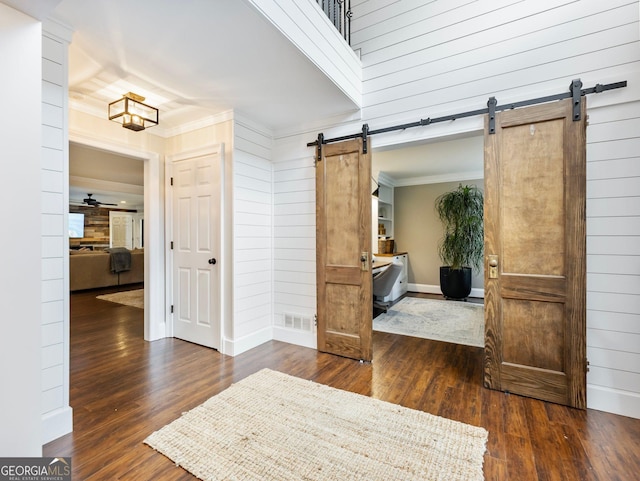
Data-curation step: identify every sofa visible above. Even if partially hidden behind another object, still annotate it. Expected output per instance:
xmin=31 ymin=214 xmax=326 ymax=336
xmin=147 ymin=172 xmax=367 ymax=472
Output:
xmin=69 ymin=248 xmax=144 ymax=291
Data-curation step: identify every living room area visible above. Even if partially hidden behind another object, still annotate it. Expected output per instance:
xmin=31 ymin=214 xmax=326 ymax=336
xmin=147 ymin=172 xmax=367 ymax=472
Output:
xmin=69 ymin=143 xmax=145 ymax=313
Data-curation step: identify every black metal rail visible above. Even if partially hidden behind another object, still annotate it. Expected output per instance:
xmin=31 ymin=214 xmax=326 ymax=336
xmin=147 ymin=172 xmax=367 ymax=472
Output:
xmin=307 ymin=79 xmax=627 ymax=160
xmin=317 ymin=0 xmax=352 ymax=44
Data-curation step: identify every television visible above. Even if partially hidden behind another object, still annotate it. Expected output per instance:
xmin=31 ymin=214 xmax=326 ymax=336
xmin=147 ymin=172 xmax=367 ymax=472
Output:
xmin=69 ymin=212 xmax=85 ymax=238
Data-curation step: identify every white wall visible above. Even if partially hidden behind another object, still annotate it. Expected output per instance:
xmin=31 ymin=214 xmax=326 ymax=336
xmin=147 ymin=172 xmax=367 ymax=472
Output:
xmin=0 ymin=4 xmax=43 ymax=455
xmin=352 ymin=0 xmax=638 ymax=129
xmin=272 ymin=136 xmax=318 ymax=348
xmin=348 ymin=0 xmax=640 ymax=418
xmin=585 ymin=100 xmax=640 ymax=418
xmin=41 ymin=21 xmax=74 ymax=444
xmin=269 ymin=0 xmax=640 ymax=418
xmin=228 ymin=117 xmax=275 ymax=354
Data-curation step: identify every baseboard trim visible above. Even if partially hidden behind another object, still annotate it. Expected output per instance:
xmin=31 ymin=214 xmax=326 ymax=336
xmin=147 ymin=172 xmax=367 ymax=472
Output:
xmin=223 ymin=327 xmax=273 ymax=357
xmin=273 ymin=326 xmax=316 ymax=349
xmin=42 ymin=406 xmax=73 ymax=445
xmin=587 ymin=385 xmax=640 ymax=419
xmin=408 ymin=283 xmax=485 ymax=299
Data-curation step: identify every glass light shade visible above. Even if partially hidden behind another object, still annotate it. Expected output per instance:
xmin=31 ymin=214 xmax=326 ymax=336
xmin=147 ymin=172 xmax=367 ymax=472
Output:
xmin=108 ymin=94 xmax=158 ymax=131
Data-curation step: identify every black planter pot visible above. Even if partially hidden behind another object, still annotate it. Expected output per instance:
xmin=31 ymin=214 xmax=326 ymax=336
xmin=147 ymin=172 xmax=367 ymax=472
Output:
xmin=440 ymin=266 xmax=472 ymax=300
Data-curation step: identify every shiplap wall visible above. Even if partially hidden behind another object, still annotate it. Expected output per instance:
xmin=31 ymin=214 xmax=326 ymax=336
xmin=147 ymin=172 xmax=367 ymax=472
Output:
xmin=41 ymin=24 xmax=73 ymax=443
xmin=343 ymin=0 xmax=640 ymax=417
xmin=352 ymin=0 xmax=638 ymax=127
xmin=231 ymin=119 xmax=275 ymax=354
xmin=585 ymin=101 xmax=640 ymax=417
xmin=272 ymin=137 xmax=317 ymax=348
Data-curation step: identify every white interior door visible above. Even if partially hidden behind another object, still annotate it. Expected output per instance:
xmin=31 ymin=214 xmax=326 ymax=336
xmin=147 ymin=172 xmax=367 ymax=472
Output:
xmin=133 ymin=213 xmax=144 ymax=248
xmin=110 ymin=212 xmax=133 ymax=249
xmin=171 ymin=149 xmax=222 ymax=349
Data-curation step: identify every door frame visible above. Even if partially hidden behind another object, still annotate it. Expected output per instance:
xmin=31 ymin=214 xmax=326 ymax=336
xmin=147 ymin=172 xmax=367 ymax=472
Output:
xmin=165 ymin=144 xmax=225 ymax=350
xmin=69 ymin=133 xmax=165 ymax=341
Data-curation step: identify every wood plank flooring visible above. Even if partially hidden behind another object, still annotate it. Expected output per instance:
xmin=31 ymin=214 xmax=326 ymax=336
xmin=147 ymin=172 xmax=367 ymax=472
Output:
xmin=44 ymin=287 xmax=640 ymax=480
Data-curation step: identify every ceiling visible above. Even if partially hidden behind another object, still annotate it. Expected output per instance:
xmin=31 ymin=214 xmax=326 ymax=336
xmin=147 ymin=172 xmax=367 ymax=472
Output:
xmin=5 ymin=0 xmax=358 ymax=133
xmin=2 ymin=0 xmax=362 ymax=208
xmin=5 ymin=0 xmax=483 ymax=196
xmin=69 ymin=144 xmax=144 ymax=209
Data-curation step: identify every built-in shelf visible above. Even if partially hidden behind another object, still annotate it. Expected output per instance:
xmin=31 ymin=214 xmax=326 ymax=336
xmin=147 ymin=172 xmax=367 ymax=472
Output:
xmin=373 ymin=179 xmax=394 ymax=254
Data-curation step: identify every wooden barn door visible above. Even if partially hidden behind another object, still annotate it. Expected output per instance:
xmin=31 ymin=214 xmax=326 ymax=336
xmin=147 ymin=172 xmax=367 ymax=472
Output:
xmin=316 ymin=138 xmax=373 ymax=361
xmin=484 ymin=98 xmax=587 ymax=408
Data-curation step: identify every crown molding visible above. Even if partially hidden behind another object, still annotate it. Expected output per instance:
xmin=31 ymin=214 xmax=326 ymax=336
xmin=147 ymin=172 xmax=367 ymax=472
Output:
xmin=43 ymin=17 xmax=73 ymax=42
xmin=161 ymin=110 xmax=235 ymax=137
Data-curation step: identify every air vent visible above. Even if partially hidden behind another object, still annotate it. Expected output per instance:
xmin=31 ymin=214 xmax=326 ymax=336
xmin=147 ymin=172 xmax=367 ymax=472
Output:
xmin=284 ymin=313 xmax=313 ymax=332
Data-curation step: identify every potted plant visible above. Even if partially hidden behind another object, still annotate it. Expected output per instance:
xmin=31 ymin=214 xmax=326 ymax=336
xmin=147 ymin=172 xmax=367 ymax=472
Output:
xmin=435 ymin=184 xmax=484 ymax=300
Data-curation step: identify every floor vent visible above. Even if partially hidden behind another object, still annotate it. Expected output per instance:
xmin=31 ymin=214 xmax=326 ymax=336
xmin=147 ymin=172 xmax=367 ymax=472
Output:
xmin=284 ymin=313 xmax=312 ymax=332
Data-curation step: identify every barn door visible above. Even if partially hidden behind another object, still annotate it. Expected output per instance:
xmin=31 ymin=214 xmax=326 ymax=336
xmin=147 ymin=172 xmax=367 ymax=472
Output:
xmin=316 ymin=138 xmax=373 ymax=361
xmin=484 ymin=98 xmax=587 ymax=408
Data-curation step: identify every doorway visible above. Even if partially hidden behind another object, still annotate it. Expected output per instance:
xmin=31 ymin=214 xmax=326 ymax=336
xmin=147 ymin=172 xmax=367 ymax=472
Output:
xmin=373 ymin=133 xmax=486 ymax=312
xmin=68 ymin=133 xmax=165 ymax=341
xmin=368 ymin=99 xmax=586 ymax=408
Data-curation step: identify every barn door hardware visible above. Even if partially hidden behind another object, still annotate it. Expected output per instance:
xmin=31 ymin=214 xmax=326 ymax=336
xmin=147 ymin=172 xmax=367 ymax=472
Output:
xmin=307 ymin=78 xmax=627 ymax=148
xmin=314 ymin=133 xmax=324 ymax=165
xmin=571 ymin=79 xmax=583 ymax=121
xmin=362 ymin=123 xmax=369 ymax=154
xmin=488 ymin=97 xmax=497 ymax=134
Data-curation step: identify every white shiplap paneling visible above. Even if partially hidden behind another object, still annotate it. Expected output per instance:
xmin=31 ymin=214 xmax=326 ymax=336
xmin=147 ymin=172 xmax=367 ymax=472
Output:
xmin=585 ymin=100 xmax=640 ymax=418
xmin=272 ymin=152 xmax=317 ymax=347
xmin=41 ymin=28 xmax=73 ymax=444
xmin=343 ymin=0 xmax=640 ymax=418
xmin=232 ymin=119 xmax=274 ymax=348
xmin=353 ymin=0 xmax=638 ymax=127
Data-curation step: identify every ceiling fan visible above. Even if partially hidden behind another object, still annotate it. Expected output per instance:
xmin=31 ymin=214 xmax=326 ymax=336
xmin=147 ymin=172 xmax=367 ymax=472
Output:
xmin=83 ymin=193 xmax=117 ymax=207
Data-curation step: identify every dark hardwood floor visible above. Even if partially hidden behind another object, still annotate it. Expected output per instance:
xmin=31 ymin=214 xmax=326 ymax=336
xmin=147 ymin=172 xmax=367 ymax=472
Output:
xmin=44 ymin=288 xmax=640 ymax=480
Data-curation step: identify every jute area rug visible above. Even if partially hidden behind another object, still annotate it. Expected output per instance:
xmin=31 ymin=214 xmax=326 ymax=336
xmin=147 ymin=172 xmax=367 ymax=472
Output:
xmin=374 ymin=297 xmax=484 ymax=347
xmin=96 ymin=289 xmax=144 ymax=309
xmin=145 ymin=369 xmax=488 ymax=481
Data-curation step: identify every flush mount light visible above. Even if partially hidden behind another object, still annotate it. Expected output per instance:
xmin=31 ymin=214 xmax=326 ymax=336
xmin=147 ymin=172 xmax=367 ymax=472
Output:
xmin=108 ymin=92 xmax=158 ymax=131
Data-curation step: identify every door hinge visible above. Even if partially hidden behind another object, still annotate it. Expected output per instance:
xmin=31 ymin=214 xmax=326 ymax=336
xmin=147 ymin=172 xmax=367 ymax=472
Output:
xmin=170 ymin=241 xmax=174 ymax=250
xmin=314 ymin=314 xmax=317 ymax=327
xmin=170 ymin=177 xmax=174 ymax=186
xmin=586 ymin=358 xmax=590 ymax=372
xmin=170 ymin=305 xmax=174 ymax=314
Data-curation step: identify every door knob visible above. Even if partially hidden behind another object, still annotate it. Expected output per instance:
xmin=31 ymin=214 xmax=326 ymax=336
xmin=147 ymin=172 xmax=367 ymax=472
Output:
xmin=208 ymin=258 xmax=217 ymax=265
xmin=488 ymin=255 xmax=498 ymax=279
xmin=361 ymin=251 xmax=369 ymax=271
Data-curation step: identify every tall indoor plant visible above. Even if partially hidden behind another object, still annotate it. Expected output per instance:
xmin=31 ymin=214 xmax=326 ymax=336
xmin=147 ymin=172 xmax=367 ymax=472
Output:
xmin=435 ymin=184 xmax=484 ymax=300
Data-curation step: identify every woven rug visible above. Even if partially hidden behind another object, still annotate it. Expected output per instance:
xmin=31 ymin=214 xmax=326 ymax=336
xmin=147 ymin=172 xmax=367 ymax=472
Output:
xmin=145 ymin=369 xmax=488 ymax=481
xmin=96 ymin=289 xmax=144 ymax=309
xmin=374 ymin=297 xmax=484 ymax=347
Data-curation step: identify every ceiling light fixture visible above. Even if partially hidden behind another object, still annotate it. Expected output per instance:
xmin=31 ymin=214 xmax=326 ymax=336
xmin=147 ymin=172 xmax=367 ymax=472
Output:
xmin=108 ymin=92 xmax=158 ymax=131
